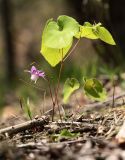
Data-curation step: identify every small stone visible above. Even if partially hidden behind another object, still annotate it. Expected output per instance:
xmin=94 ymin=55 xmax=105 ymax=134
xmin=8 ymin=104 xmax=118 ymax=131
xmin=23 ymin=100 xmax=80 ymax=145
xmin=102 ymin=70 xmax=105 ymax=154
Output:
xmin=29 ymin=153 xmax=35 ymax=159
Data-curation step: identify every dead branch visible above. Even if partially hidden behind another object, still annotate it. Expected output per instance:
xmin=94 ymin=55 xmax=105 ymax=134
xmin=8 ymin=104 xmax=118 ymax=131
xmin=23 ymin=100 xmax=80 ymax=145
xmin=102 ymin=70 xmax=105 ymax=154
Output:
xmin=17 ymin=137 xmax=109 ymax=149
xmin=45 ymin=121 xmax=97 ymax=134
xmin=0 ymin=116 xmax=49 ymax=136
xmin=51 ymin=121 xmax=97 ymax=127
xmin=17 ymin=139 xmax=86 ymax=149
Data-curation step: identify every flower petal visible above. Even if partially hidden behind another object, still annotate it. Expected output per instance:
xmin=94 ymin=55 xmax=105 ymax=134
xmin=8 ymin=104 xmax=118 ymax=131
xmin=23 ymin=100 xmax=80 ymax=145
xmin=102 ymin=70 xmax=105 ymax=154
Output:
xmin=31 ymin=66 xmax=37 ymax=73
xmin=31 ymin=74 xmax=39 ymax=83
xmin=38 ymin=72 xmax=45 ymax=77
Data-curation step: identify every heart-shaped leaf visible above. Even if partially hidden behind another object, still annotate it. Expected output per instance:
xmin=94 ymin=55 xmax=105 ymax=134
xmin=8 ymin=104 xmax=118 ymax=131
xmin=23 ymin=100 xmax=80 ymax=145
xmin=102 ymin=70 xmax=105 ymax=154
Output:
xmin=42 ymin=15 xmax=79 ymax=49
xmin=83 ymin=78 xmax=107 ymax=101
xmin=41 ymin=42 xmax=72 ymax=67
xmin=41 ymin=16 xmax=79 ymax=66
xmin=63 ymin=78 xmax=80 ymax=104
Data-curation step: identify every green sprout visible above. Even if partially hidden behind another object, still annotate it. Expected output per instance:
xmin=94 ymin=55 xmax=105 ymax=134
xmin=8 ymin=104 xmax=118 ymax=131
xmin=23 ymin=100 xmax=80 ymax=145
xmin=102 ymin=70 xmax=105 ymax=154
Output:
xmin=39 ymin=15 xmax=116 ymax=115
xmin=23 ymin=98 xmax=32 ymax=120
xmin=24 ymin=15 xmax=116 ymax=120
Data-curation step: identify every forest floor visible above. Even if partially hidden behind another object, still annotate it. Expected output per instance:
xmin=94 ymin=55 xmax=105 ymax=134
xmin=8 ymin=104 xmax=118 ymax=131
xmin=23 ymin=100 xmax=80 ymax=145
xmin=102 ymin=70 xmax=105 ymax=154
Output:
xmin=1 ymin=83 xmax=125 ymax=160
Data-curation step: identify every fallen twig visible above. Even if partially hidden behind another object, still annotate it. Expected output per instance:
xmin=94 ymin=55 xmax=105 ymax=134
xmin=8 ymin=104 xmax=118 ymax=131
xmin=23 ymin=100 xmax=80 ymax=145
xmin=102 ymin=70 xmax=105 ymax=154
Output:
xmin=51 ymin=121 xmax=98 ymax=127
xmin=0 ymin=116 xmax=49 ymax=136
xmin=45 ymin=121 xmax=97 ymax=134
xmin=17 ymin=139 xmax=86 ymax=149
xmin=17 ymin=137 xmax=109 ymax=149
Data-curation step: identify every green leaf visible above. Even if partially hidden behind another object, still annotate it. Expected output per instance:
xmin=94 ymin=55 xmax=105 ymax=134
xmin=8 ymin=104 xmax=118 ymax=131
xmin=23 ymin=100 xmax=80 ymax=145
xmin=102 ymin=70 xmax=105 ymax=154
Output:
xmin=42 ymin=15 xmax=79 ymax=49
xmin=41 ymin=43 xmax=72 ymax=67
xmin=83 ymin=78 xmax=107 ymax=101
xmin=60 ymin=129 xmax=79 ymax=138
xmin=75 ymin=22 xmax=116 ymax=45
xmin=75 ymin=22 xmax=99 ymax=39
xmin=23 ymin=98 xmax=32 ymax=120
xmin=52 ymin=129 xmax=79 ymax=141
xmin=41 ymin=15 xmax=79 ymax=66
xmin=80 ymin=22 xmax=99 ymax=39
xmin=94 ymin=26 xmax=116 ymax=45
xmin=63 ymin=78 xmax=80 ymax=104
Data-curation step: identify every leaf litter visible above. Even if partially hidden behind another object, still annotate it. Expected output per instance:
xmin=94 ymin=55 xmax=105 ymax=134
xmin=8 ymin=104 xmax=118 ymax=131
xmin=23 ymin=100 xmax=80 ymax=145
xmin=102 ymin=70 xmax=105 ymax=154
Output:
xmin=1 ymin=97 xmax=125 ymax=160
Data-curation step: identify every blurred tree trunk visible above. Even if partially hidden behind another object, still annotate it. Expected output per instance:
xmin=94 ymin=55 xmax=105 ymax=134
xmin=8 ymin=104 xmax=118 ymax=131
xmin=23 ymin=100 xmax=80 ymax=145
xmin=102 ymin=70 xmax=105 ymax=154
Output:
xmin=67 ymin=0 xmax=124 ymax=66
xmin=1 ymin=0 xmax=16 ymax=87
xmin=66 ymin=0 xmax=84 ymax=24
xmin=109 ymin=0 xmax=125 ymax=55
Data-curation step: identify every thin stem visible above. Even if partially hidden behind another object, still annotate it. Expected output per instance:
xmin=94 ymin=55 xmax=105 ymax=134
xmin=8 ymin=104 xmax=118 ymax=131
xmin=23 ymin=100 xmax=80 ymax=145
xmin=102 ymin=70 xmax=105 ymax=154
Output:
xmin=54 ymin=49 xmax=64 ymax=121
xmin=46 ymin=78 xmax=55 ymax=121
xmin=45 ymin=39 xmax=80 ymax=121
xmin=54 ymin=39 xmax=81 ymax=120
xmin=112 ymin=77 xmax=116 ymax=107
xmin=63 ymin=39 xmax=80 ymax=62
xmin=56 ymin=96 xmax=63 ymax=121
xmin=42 ymin=90 xmax=46 ymax=114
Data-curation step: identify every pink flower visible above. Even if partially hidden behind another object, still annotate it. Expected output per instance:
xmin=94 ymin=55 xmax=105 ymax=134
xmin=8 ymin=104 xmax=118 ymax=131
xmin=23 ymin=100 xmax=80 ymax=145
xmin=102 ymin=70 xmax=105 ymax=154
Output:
xmin=27 ymin=66 xmax=45 ymax=83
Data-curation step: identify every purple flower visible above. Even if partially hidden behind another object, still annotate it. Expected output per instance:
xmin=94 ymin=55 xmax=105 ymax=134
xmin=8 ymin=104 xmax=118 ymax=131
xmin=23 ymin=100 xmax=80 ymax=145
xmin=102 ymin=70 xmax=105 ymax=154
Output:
xmin=27 ymin=66 xmax=45 ymax=83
